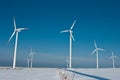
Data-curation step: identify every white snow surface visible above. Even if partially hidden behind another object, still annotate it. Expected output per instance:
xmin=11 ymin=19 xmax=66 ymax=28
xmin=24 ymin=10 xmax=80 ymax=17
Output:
xmin=0 ymin=67 xmax=120 ymax=80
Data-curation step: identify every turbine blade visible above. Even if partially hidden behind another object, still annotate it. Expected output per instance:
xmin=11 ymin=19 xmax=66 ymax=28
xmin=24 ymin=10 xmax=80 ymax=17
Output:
xmin=112 ymin=51 xmax=114 ymax=56
xmin=18 ymin=28 xmax=28 ymax=31
xmin=70 ymin=32 xmax=75 ymax=41
xmin=98 ymin=48 xmax=103 ymax=51
xmin=94 ymin=40 xmax=97 ymax=49
xmin=60 ymin=30 xmax=69 ymax=33
xmin=110 ymin=55 xmax=117 ymax=59
xmin=13 ymin=17 xmax=16 ymax=30
xmin=91 ymin=49 xmax=96 ymax=55
xmin=8 ymin=31 xmax=16 ymax=44
xmin=70 ymin=20 xmax=76 ymax=30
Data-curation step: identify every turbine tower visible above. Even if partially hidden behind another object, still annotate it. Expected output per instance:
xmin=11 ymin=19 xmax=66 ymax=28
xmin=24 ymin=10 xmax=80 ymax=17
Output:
xmin=60 ymin=20 xmax=76 ymax=68
xmin=28 ymin=48 xmax=36 ymax=68
xmin=91 ymin=40 xmax=103 ymax=69
xmin=8 ymin=17 xmax=28 ymax=69
xmin=110 ymin=51 xmax=117 ymax=68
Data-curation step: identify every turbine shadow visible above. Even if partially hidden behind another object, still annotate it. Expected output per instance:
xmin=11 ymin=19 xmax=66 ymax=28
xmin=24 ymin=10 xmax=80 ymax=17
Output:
xmin=68 ymin=70 xmax=110 ymax=80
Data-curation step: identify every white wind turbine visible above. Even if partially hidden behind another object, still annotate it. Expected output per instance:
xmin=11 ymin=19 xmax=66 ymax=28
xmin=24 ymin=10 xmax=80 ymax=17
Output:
xmin=8 ymin=17 xmax=28 ymax=69
xmin=28 ymin=48 xmax=36 ymax=68
xmin=60 ymin=20 xmax=76 ymax=68
xmin=27 ymin=57 xmax=30 ymax=68
xmin=91 ymin=40 xmax=103 ymax=69
xmin=110 ymin=51 xmax=117 ymax=68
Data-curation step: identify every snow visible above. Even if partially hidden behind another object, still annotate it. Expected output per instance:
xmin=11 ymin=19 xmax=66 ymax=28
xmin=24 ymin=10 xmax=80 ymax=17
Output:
xmin=66 ymin=68 xmax=120 ymax=80
xmin=0 ymin=68 xmax=57 ymax=80
xmin=0 ymin=67 xmax=120 ymax=80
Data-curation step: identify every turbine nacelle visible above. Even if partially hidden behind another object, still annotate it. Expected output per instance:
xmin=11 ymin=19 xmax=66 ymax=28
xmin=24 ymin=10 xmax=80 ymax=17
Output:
xmin=29 ymin=52 xmax=36 ymax=57
xmin=91 ymin=49 xmax=103 ymax=55
xmin=8 ymin=17 xmax=28 ymax=44
xmin=96 ymin=48 xmax=103 ymax=51
xmin=60 ymin=29 xmax=74 ymax=40
xmin=28 ymin=48 xmax=36 ymax=58
xmin=110 ymin=51 xmax=117 ymax=59
xmin=60 ymin=20 xmax=76 ymax=33
xmin=16 ymin=28 xmax=28 ymax=32
xmin=70 ymin=30 xmax=73 ymax=33
xmin=60 ymin=20 xmax=76 ymax=40
xmin=91 ymin=41 xmax=103 ymax=55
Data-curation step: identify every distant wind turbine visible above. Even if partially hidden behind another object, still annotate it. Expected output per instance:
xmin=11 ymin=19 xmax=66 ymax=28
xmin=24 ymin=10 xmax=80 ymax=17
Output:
xmin=8 ymin=17 xmax=28 ymax=69
xmin=28 ymin=48 xmax=36 ymax=68
xmin=110 ymin=51 xmax=117 ymax=68
xmin=27 ymin=57 xmax=30 ymax=68
xmin=65 ymin=57 xmax=69 ymax=68
xmin=91 ymin=40 xmax=103 ymax=69
xmin=60 ymin=20 xmax=76 ymax=68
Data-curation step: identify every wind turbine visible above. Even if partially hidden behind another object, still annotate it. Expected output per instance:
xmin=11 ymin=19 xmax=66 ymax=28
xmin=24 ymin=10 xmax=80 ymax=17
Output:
xmin=28 ymin=48 xmax=36 ymax=68
xmin=60 ymin=20 xmax=76 ymax=68
xmin=27 ymin=57 xmax=30 ymax=68
xmin=91 ymin=40 xmax=103 ymax=69
xmin=8 ymin=17 xmax=28 ymax=69
xmin=110 ymin=51 xmax=117 ymax=68
xmin=65 ymin=57 xmax=69 ymax=68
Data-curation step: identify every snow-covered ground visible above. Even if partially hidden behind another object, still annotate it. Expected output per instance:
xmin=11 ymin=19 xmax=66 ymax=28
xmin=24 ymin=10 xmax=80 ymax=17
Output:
xmin=0 ymin=67 xmax=120 ymax=80
xmin=0 ymin=67 xmax=57 ymax=80
xmin=66 ymin=68 xmax=120 ymax=80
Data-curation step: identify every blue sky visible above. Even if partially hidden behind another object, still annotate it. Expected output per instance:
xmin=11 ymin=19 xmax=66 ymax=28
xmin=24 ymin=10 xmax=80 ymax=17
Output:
xmin=0 ymin=0 xmax=120 ymax=68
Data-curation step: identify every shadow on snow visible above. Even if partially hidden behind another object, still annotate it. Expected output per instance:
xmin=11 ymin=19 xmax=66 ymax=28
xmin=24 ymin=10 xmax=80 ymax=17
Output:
xmin=68 ymin=70 xmax=110 ymax=80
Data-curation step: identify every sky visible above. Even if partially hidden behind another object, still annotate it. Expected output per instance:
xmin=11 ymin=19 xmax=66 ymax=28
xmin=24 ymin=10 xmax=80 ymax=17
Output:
xmin=0 ymin=0 xmax=120 ymax=68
